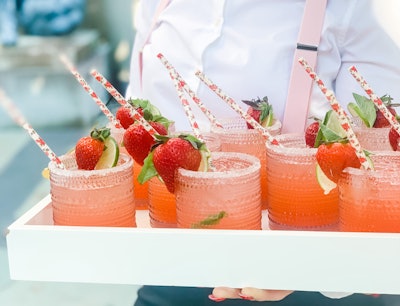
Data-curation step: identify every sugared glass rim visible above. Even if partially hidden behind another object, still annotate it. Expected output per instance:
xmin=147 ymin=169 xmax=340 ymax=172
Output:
xmin=342 ymin=159 xmax=400 ymax=177
xmin=212 ymin=120 xmax=281 ymax=136
xmin=177 ymin=152 xmax=260 ymax=179
xmin=48 ymin=153 xmax=133 ymax=177
xmin=266 ymin=133 xmax=316 ymax=156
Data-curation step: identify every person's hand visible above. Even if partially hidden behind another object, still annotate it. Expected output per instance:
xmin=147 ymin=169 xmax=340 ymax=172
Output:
xmin=209 ymin=287 xmax=294 ymax=302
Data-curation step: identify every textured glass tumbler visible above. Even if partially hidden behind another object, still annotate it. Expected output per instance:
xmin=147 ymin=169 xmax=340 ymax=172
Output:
xmin=212 ymin=117 xmax=281 ymax=210
xmin=354 ymin=126 xmax=392 ymax=151
xmin=147 ymin=131 xmax=221 ymax=228
xmin=175 ymin=152 xmax=262 ymax=230
xmin=49 ymin=154 xmax=136 ymax=227
xmin=339 ymin=158 xmax=400 ymax=232
xmin=110 ymin=125 xmax=149 ymax=210
xmin=266 ymin=134 xmax=339 ymax=230
xmin=148 ymin=177 xmax=177 ymax=228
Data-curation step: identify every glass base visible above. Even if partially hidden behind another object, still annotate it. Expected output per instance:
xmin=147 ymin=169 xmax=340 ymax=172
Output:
xmin=268 ymin=219 xmax=339 ymax=232
xmin=150 ymin=218 xmax=177 ymax=228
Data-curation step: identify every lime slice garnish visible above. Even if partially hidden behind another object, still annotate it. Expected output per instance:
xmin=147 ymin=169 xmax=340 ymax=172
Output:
xmin=198 ymin=147 xmax=211 ymax=172
xmin=42 ymin=167 xmax=50 ymax=179
xmin=316 ymin=163 xmax=337 ymax=195
xmin=324 ymin=110 xmax=347 ymax=138
xmin=347 ymin=93 xmax=376 ymax=128
xmin=95 ymin=137 xmax=120 ymax=169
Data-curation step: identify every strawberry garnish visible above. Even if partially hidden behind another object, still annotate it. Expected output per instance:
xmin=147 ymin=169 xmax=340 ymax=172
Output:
xmin=116 ymin=106 xmax=143 ymax=129
xmin=305 ymin=120 xmax=320 ymax=148
xmin=116 ymin=98 xmax=171 ymax=129
xmin=242 ymin=96 xmax=274 ymax=129
xmin=123 ymin=121 xmax=168 ymax=166
xmin=348 ymin=93 xmax=399 ymax=128
xmin=316 ymin=142 xmax=361 ymax=183
xmin=138 ymin=134 xmax=207 ymax=194
xmin=389 ymin=127 xmax=400 ymax=151
xmin=75 ymin=127 xmax=110 ymax=170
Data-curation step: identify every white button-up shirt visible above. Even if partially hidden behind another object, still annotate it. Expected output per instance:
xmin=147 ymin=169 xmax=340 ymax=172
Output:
xmin=127 ymin=0 xmax=400 ymax=131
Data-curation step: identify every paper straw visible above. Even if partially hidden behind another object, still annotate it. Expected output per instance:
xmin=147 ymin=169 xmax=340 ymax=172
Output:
xmin=298 ymin=57 xmax=371 ymax=170
xmin=349 ymin=65 xmax=400 ymax=135
xmin=59 ymin=54 xmax=122 ymax=129
xmin=90 ymin=69 xmax=158 ymax=137
xmin=157 ymin=53 xmax=223 ymax=128
xmin=195 ymin=70 xmax=280 ymax=146
xmin=0 ymin=89 xmax=65 ymax=169
xmin=168 ymin=73 xmax=204 ymax=141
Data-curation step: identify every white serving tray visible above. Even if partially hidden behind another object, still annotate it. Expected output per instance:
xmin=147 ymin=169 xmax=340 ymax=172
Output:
xmin=6 ymin=195 xmax=400 ymax=294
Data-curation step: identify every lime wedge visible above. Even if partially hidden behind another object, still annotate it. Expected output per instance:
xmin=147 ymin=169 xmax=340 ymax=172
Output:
xmin=42 ymin=167 xmax=50 ymax=179
xmin=95 ymin=137 xmax=120 ymax=169
xmin=324 ymin=110 xmax=347 ymax=138
xmin=316 ymin=163 xmax=337 ymax=195
xmin=198 ymin=147 xmax=211 ymax=172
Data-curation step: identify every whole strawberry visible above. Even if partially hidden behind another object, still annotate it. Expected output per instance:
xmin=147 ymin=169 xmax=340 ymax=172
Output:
xmin=316 ymin=142 xmax=361 ymax=183
xmin=389 ymin=127 xmax=400 ymax=151
xmin=152 ymin=136 xmax=203 ymax=193
xmin=123 ymin=121 xmax=168 ymax=165
xmin=116 ymin=106 xmax=143 ymax=129
xmin=373 ymin=95 xmax=398 ymax=128
xmin=242 ymin=96 xmax=273 ymax=129
xmin=75 ymin=127 xmax=110 ymax=170
xmin=305 ymin=121 xmax=320 ymax=148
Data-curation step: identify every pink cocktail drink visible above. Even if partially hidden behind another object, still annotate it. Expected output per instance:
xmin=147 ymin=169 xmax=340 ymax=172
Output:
xmin=147 ymin=132 xmax=221 ymax=228
xmin=49 ymin=153 xmax=136 ymax=227
xmin=352 ymin=118 xmax=392 ymax=151
xmin=175 ymin=152 xmax=261 ymax=230
xmin=266 ymin=134 xmax=339 ymax=230
xmin=110 ymin=125 xmax=149 ymax=210
xmin=211 ymin=117 xmax=280 ymax=210
xmin=338 ymin=153 xmax=400 ymax=232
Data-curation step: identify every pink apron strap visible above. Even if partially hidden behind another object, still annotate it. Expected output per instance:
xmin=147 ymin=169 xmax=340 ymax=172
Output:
xmin=139 ymin=0 xmax=172 ymax=89
xmin=281 ymin=0 xmax=328 ymax=133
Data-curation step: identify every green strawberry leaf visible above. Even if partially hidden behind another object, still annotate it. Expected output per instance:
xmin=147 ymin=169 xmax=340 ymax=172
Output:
xmin=191 ymin=211 xmax=227 ymax=228
xmin=179 ymin=134 xmax=205 ymax=150
xmin=137 ymin=151 xmax=159 ymax=184
xmin=152 ymin=114 xmax=173 ymax=130
xmin=350 ymin=93 xmax=376 ymax=127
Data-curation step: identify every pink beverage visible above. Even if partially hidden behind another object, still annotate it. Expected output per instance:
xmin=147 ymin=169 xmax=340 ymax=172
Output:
xmin=175 ymin=152 xmax=261 ymax=230
xmin=338 ymin=152 xmax=400 ymax=232
xmin=148 ymin=177 xmax=177 ymax=228
xmin=211 ymin=117 xmax=281 ymax=210
xmin=352 ymin=118 xmax=392 ymax=151
xmin=49 ymin=153 xmax=136 ymax=227
xmin=110 ymin=125 xmax=149 ymax=210
xmin=266 ymin=134 xmax=339 ymax=230
xmin=147 ymin=132 xmax=221 ymax=228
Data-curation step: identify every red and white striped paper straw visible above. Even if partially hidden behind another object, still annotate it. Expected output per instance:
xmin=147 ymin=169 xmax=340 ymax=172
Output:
xmin=157 ymin=53 xmax=223 ymax=129
xmin=195 ymin=70 xmax=280 ymax=146
xmin=0 ymin=89 xmax=65 ymax=169
xmin=298 ymin=57 xmax=371 ymax=170
xmin=90 ymin=69 xmax=158 ymax=137
xmin=59 ymin=54 xmax=122 ymax=129
xmin=162 ymin=69 xmax=204 ymax=141
xmin=349 ymin=65 xmax=400 ymax=135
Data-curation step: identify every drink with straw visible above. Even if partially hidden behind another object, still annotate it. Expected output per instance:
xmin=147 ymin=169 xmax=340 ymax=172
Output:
xmin=50 ymin=127 xmax=136 ymax=227
xmin=267 ymin=133 xmax=339 ymax=230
